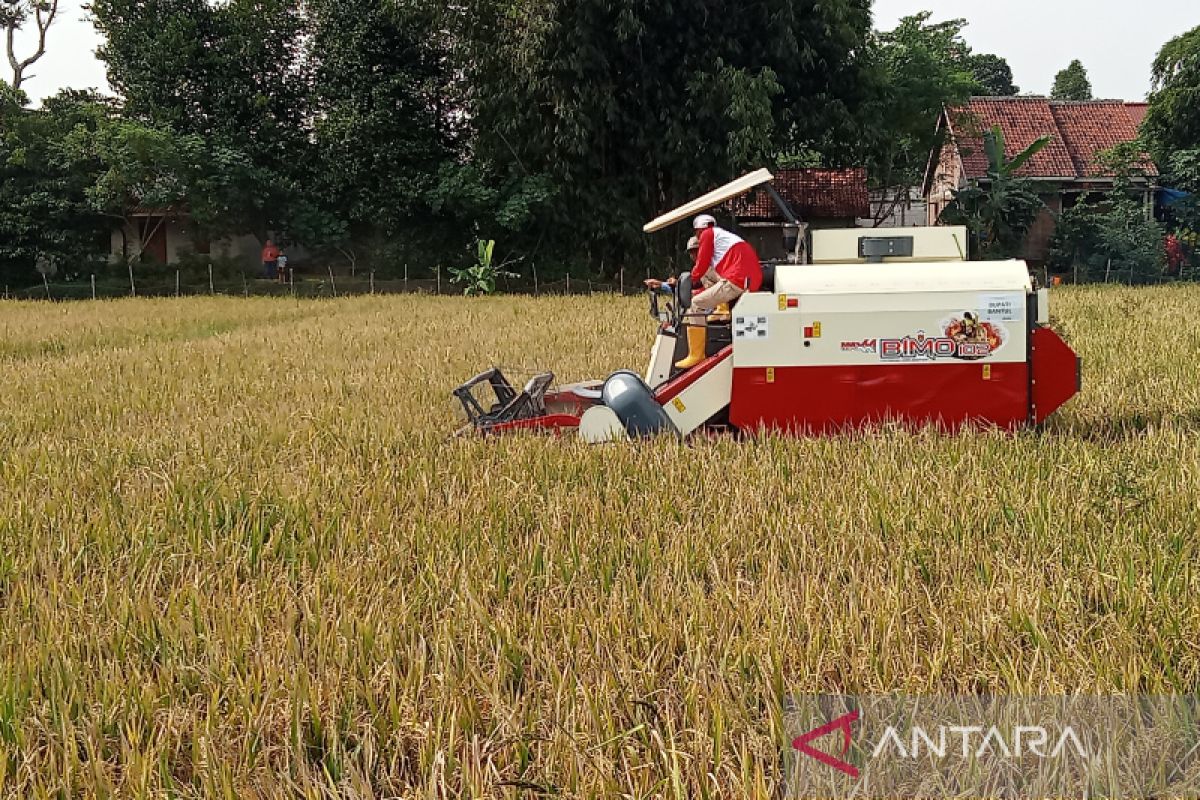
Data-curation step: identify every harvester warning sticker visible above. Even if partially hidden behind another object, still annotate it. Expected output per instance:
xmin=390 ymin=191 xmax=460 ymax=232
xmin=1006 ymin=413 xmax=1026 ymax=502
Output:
xmin=734 ymin=316 xmax=769 ymax=339
xmin=978 ymin=293 xmax=1023 ymax=322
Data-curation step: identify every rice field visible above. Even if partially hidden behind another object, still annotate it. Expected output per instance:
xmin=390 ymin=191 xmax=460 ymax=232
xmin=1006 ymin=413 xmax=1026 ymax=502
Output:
xmin=0 ymin=286 xmax=1198 ymax=797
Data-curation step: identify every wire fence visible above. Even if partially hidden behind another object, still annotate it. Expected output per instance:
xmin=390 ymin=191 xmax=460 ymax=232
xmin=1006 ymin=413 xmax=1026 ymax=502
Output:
xmin=6 ymin=261 xmax=1198 ymax=302
xmin=1 ymin=269 xmax=654 ymax=302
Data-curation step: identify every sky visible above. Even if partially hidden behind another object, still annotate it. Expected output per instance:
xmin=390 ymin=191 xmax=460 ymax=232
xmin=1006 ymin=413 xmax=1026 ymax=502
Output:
xmin=872 ymin=0 xmax=1200 ymax=101
xmin=8 ymin=0 xmax=1200 ymax=105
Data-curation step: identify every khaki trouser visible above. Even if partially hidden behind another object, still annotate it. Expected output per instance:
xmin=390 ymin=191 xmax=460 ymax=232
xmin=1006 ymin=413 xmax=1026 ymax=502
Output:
xmin=685 ymin=278 xmax=743 ymax=323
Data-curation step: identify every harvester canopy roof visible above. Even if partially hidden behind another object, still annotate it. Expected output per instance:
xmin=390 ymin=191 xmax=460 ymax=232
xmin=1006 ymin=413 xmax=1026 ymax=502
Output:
xmin=643 ymin=169 xmax=773 ymax=233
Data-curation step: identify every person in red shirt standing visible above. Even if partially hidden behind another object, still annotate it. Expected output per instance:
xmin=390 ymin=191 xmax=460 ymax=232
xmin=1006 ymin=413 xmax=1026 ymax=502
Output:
xmin=674 ymin=214 xmax=763 ymax=368
xmin=261 ymin=239 xmax=280 ymax=279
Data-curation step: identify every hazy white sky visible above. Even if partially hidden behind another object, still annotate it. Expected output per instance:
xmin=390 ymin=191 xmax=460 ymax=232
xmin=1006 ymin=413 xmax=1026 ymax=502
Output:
xmin=9 ymin=0 xmax=1200 ymax=104
xmin=874 ymin=0 xmax=1200 ymax=101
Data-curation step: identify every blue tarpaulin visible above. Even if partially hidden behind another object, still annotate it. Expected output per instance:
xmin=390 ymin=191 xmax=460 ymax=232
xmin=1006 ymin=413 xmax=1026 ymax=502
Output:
xmin=1158 ymin=187 xmax=1192 ymax=207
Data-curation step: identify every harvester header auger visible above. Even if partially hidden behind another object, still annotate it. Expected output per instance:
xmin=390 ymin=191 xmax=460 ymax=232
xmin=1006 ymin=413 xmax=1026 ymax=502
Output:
xmin=454 ymin=170 xmax=1081 ymax=442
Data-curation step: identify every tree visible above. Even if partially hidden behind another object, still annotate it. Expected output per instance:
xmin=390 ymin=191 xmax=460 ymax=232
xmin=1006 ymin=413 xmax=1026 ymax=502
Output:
xmin=1048 ymin=143 xmax=1164 ymax=283
xmin=91 ymin=0 xmax=317 ymax=243
xmin=857 ymin=13 xmax=980 ymax=226
xmin=2 ymin=0 xmax=59 ymax=90
xmin=0 ymin=89 xmax=110 ymax=286
xmin=967 ymin=53 xmax=1019 ymax=96
xmin=64 ymin=119 xmax=259 ymax=262
xmin=1052 ymin=59 xmax=1093 ymax=101
xmin=461 ymin=0 xmax=875 ymax=273
xmin=307 ymin=0 xmax=461 ymax=273
xmin=940 ymin=125 xmax=1049 ymax=259
xmin=1143 ymin=26 xmax=1200 ymax=163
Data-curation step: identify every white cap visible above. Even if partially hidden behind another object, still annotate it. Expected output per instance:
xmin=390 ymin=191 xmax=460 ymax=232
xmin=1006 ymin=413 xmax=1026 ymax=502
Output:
xmin=686 ymin=236 xmax=700 ymax=251
xmin=693 ymin=214 xmax=716 ymax=230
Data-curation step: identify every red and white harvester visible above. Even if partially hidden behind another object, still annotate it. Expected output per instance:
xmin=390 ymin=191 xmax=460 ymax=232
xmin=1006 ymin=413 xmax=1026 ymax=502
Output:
xmin=454 ymin=170 xmax=1080 ymax=441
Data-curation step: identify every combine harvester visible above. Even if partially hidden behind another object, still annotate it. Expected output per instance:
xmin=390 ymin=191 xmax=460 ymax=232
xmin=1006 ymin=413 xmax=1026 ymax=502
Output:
xmin=454 ymin=170 xmax=1080 ymax=441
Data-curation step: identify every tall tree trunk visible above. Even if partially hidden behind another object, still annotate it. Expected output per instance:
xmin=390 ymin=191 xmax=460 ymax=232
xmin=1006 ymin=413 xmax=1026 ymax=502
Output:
xmin=5 ymin=1 xmax=59 ymax=90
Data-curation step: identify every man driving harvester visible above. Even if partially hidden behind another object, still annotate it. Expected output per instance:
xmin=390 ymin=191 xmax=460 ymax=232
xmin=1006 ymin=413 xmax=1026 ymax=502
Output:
xmin=675 ymin=214 xmax=763 ymax=368
xmin=643 ymin=215 xmax=764 ymax=368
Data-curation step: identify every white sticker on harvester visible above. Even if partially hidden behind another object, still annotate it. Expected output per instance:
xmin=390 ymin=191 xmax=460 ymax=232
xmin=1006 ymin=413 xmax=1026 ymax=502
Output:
xmin=734 ymin=315 xmax=769 ymax=339
xmin=978 ymin=293 xmax=1023 ymax=322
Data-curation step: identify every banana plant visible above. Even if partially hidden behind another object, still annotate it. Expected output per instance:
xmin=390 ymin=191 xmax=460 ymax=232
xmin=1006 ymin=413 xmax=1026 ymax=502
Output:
xmin=942 ymin=125 xmax=1051 ymax=259
xmin=449 ymin=239 xmax=519 ymax=296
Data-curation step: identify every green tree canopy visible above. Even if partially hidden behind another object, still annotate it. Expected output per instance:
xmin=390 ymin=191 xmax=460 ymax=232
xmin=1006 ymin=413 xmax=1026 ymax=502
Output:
xmin=91 ymin=0 xmax=315 ymax=242
xmin=967 ymin=53 xmax=1019 ymax=96
xmin=1144 ymin=26 xmax=1200 ymax=164
xmin=0 ymin=90 xmax=111 ymax=284
xmin=463 ymin=0 xmax=875 ymax=272
xmin=1052 ymin=59 xmax=1093 ymax=100
xmin=306 ymin=0 xmax=464 ymax=271
xmin=854 ymin=13 xmax=980 ymax=223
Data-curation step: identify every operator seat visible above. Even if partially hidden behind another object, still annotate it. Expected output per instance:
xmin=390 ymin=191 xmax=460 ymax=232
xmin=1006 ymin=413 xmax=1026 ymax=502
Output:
xmin=759 ymin=262 xmax=776 ymax=293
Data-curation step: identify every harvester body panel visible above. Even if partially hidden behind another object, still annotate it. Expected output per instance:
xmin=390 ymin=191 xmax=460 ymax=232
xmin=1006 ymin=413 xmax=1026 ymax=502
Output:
xmin=727 ymin=260 xmax=1060 ymax=433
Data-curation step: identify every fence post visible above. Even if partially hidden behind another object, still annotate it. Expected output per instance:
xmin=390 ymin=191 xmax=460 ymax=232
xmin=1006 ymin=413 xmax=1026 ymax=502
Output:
xmin=43 ymin=272 xmax=51 ymax=301
xmin=620 ymin=268 xmax=624 ymax=295
xmin=241 ymin=271 xmax=248 ymax=297
xmin=370 ymin=270 xmax=375 ymax=295
xmin=436 ymin=265 xmax=441 ymax=295
xmin=566 ymin=271 xmax=570 ymax=294
xmin=587 ymin=278 xmax=592 ymax=294
xmin=91 ymin=274 xmax=96 ymax=301
xmin=328 ymin=266 xmax=338 ymax=297
xmin=175 ymin=270 xmax=180 ymax=297
xmin=289 ymin=268 xmax=294 ymax=296
xmin=128 ymin=263 xmax=136 ymax=298
xmin=404 ymin=263 xmax=408 ymax=293
xmin=209 ymin=264 xmax=215 ymax=294
xmin=532 ymin=264 xmax=539 ymax=296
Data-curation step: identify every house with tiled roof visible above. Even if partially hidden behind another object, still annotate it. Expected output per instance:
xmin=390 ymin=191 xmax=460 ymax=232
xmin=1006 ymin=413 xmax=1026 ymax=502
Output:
xmin=924 ymin=97 xmax=1156 ymax=263
xmin=725 ymin=168 xmax=870 ymax=259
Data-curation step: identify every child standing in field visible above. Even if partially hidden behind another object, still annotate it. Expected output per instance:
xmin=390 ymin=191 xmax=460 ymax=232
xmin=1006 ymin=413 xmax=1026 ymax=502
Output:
xmin=277 ymin=249 xmax=289 ymax=283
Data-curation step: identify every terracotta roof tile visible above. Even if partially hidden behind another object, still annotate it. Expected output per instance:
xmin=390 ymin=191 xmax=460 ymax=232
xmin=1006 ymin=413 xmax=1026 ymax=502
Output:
xmin=1051 ymin=101 xmax=1156 ymax=177
xmin=950 ymin=97 xmax=1078 ymax=179
xmin=727 ymin=168 xmax=869 ymax=221
xmin=1124 ymin=102 xmax=1148 ymax=129
xmin=947 ymin=97 xmax=1157 ymax=181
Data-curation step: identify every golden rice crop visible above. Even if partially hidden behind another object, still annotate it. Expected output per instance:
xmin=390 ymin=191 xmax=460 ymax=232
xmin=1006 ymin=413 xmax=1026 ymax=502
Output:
xmin=0 ymin=286 xmax=1198 ymax=797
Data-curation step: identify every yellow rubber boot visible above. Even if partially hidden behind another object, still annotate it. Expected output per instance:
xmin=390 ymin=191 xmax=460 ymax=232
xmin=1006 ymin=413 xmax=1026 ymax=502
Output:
xmin=674 ymin=325 xmax=707 ymax=369
xmin=707 ymin=302 xmax=731 ymax=322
